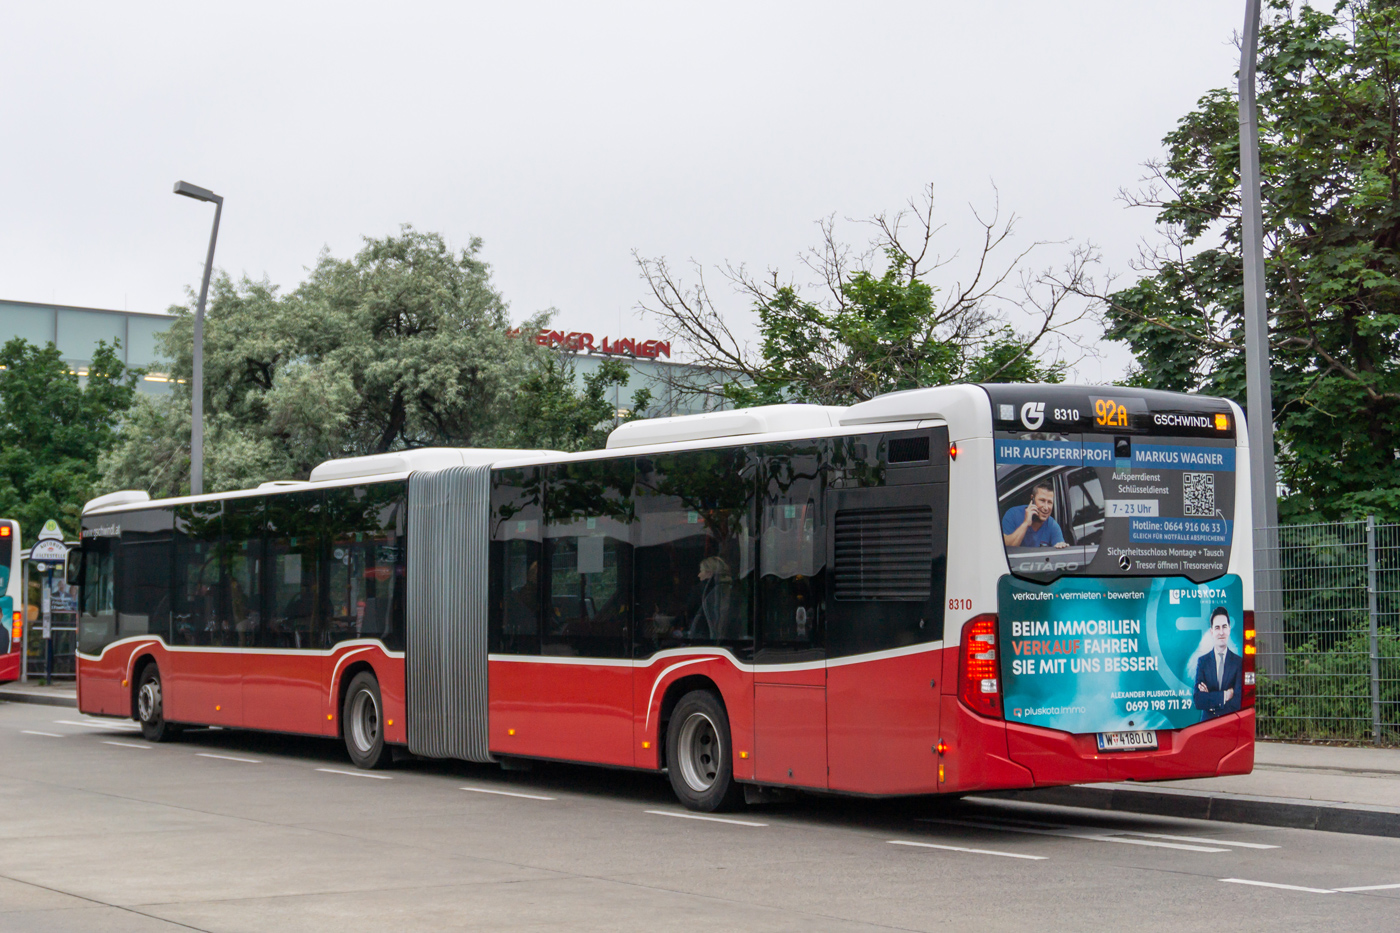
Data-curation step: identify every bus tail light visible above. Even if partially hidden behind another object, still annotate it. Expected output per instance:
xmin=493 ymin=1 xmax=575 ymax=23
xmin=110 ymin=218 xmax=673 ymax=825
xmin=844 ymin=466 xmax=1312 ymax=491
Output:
xmin=959 ymin=614 xmax=1002 ymax=718
xmin=1241 ymin=610 xmax=1256 ymax=709
xmin=10 ymin=611 xmax=19 ymax=643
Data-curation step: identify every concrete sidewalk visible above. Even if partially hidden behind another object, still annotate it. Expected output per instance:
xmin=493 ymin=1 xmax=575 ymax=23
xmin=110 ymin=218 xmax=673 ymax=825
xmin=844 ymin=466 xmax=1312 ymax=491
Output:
xmin=987 ymin=740 xmax=1400 ymax=837
xmin=0 ymin=681 xmax=77 ymax=708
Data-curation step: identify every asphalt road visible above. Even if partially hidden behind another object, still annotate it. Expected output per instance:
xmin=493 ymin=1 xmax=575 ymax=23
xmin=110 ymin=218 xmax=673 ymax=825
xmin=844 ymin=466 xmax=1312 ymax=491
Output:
xmin=0 ymin=701 xmax=1397 ymax=933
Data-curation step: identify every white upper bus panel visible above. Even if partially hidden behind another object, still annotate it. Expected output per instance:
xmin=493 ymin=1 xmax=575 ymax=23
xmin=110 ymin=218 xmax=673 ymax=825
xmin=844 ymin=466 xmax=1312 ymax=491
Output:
xmin=82 ymin=490 xmax=151 ymax=513
xmin=308 ymin=447 xmax=558 ymax=483
xmin=840 ymin=385 xmax=993 ymax=439
xmin=605 ymin=404 xmax=843 ymax=449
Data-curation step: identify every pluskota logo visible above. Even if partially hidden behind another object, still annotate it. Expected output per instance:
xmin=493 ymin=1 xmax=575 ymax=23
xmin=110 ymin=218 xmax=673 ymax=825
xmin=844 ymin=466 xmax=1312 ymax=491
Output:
xmin=1020 ymin=401 xmax=1046 ymax=430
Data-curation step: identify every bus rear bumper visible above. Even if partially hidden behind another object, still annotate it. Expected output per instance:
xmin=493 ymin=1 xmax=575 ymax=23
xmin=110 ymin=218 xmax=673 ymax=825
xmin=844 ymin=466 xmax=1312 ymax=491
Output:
xmin=0 ymin=650 xmax=18 ymax=684
xmin=1003 ymin=709 xmax=1255 ymax=787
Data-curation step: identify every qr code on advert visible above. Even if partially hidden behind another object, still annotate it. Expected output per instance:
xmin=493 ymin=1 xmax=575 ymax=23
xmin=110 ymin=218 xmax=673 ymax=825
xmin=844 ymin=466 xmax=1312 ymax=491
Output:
xmin=1183 ymin=472 xmax=1215 ymax=517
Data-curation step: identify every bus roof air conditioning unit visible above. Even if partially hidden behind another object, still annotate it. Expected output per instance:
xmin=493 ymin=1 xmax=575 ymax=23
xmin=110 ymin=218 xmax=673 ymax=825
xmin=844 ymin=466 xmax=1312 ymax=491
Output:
xmin=605 ymin=404 xmax=843 ymax=449
xmin=82 ymin=490 xmax=151 ymax=513
xmin=309 ymin=447 xmax=560 ymax=483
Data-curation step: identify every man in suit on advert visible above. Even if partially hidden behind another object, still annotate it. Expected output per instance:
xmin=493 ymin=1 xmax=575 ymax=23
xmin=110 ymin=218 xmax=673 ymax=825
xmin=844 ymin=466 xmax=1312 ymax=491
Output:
xmin=1193 ymin=607 xmax=1243 ymax=721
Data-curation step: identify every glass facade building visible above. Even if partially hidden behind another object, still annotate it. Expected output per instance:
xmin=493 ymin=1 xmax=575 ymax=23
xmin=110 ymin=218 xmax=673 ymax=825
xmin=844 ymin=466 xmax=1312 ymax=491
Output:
xmin=0 ymin=299 xmax=729 ymax=414
xmin=0 ymin=299 xmax=175 ymax=394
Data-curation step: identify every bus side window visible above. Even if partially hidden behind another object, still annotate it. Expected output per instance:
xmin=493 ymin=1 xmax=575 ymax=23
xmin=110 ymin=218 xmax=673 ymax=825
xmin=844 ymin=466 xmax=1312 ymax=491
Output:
xmin=266 ymin=491 xmax=322 ymax=650
xmin=542 ymin=458 xmax=634 ymax=659
xmin=757 ymin=441 xmax=827 ymax=664
xmin=78 ymin=537 xmax=116 ymax=655
xmin=490 ymin=466 xmax=543 ymax=655
xmin=173 ymin=502 xmax=225 ymax=647
xmin=223 ymin=497 xmax=263 ymax=648
xmin=322 ymin=483 xmax=406 ymax=649
xmin=633 ymin=447 xmax=754 ymax=660
xmin=117 ymin=508 xmax=173 ymax=644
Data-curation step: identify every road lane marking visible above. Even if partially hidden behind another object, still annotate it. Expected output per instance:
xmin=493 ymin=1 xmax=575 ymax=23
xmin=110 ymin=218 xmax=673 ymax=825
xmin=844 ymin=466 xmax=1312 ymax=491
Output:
xmin=102 ymin=741 xmax=150 ymax=750
xmin=888 ymin=840 xmax=1046 ymax=861
xmin=645 ymin=809 xmax=767 ymax=827
xmin=461 ymin=786 xmax=555 ymax=800
xmin=54 ymin=719 xmax=141 ymax=731
xmin=196 ymin=753 xmax=260 ymax=763
xmin=1335 ymin=883 xmax=1400 ymax=892
xmin=315 ymin=768 xmax=392 ymax=780
xmin=21 ymin=731 xmax=63 ymax=737
xmin=1221 ymin=878 xmax=1334 ymax=894
xmin=967 ymin=815 xmax=1278 ymax=849
xmin=1112 ymin=831 xmax=1279 ymax=849
xmin=918 ymin=818 xmax=1229 ymax=853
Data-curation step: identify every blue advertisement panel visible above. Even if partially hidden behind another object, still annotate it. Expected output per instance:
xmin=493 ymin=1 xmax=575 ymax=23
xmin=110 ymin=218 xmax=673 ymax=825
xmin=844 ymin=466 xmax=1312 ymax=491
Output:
xmin=999 ymin=574 xmax=1245 ymax=734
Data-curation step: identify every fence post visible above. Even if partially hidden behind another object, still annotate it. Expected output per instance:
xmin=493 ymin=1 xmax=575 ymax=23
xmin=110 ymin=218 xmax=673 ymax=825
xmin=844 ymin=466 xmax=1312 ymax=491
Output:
xmin=1366 ymin=514 xmax=1382 ymax=744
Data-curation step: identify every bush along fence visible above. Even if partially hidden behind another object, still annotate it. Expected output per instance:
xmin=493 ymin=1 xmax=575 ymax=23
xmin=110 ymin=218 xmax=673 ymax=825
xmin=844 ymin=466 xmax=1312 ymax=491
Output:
xmin=1255 ymin=518 xmax=1400 ymax=744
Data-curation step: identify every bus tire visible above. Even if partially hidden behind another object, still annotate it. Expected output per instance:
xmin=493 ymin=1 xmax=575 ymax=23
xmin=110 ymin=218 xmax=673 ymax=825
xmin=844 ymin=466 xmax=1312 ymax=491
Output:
xmin=135 ymin=665 xmax=180 ymax=743
xmin=343 ymin=671 xmax=389 ymax=770
xmin=666 ymin=690 xmax=742 ymax=812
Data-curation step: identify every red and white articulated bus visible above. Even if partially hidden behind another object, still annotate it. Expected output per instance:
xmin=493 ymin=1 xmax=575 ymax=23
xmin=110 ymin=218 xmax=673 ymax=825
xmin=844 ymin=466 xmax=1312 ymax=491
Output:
xmin=75 ymin=384 xmax=1256 ymax=810
xmin=0 ymin=520 xmax=21 ymax=683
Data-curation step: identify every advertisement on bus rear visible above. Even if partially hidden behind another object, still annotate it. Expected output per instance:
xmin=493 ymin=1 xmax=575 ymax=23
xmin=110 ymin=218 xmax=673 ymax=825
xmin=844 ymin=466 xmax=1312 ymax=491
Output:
xmin=983 ymin=385 xmax=1238 ymax=584
xmin=998 ymin=574 xmax=1244 ymax=734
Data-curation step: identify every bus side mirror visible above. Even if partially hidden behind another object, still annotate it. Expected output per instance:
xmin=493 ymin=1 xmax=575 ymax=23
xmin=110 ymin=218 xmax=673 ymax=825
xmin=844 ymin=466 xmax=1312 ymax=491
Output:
xmin=66 ymin=554 xmax=82 ymax=587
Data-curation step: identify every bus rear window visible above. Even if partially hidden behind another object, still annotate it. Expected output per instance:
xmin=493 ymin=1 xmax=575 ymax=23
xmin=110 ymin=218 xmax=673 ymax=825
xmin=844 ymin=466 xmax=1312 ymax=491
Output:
xmin=984 ymin=386 xmax=1237 ymax=584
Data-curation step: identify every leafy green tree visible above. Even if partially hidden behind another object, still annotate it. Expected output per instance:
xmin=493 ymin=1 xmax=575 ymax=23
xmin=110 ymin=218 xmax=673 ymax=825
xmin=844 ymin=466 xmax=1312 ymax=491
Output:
xmin=0 ymin=339 xmax=140 ymax=543
xmin=636 ymin=186 xmax=1092 ymax=407
xmin=1101 ymin=0 xmax=1400 ymax=520
xmin=101 ymin=227 xmax=647 ymax=497
xmin=513 ymin=356 xmax=652 ymax=453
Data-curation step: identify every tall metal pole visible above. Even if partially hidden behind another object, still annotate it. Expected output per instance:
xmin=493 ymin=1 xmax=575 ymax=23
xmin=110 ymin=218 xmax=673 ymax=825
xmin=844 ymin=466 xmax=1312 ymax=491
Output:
xmin=1240 ymin=0 xmax=1283 ymax=675
xmin=190 ymin=197 xmax=222 ymax=497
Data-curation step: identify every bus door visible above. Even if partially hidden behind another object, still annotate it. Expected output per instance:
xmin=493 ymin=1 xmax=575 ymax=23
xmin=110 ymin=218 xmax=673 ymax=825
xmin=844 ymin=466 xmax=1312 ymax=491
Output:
xmin=249 ymin=491 xmax=327 ymax=735
xmin=168 ymin=502 xmax=244 ymax=726
xmin=752 ymin=442 xmax=827 ymax=789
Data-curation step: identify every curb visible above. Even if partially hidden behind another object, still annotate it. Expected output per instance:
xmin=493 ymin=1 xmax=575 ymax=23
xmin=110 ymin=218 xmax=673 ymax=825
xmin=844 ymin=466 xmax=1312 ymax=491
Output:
xmin=979 ymin=783 xmax=1400 ymax=838
xmin=0 ymin=689 xmax=78 ymax=709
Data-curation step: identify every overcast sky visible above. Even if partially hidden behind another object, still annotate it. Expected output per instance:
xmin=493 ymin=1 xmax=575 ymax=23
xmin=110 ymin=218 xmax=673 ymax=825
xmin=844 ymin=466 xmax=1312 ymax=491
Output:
xmin=1 ymin=2 xmax=1247 ymax=383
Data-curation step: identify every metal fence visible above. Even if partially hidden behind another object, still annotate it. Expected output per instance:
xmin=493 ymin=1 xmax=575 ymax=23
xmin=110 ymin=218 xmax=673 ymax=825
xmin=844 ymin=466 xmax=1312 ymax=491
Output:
xmin=1255 ymin=518 xmax=1400 ymax=744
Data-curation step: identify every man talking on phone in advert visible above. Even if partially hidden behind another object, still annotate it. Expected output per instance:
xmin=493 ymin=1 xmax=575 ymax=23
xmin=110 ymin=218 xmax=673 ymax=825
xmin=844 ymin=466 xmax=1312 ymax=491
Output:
xmin=1002 ymin=480 xmax=1069 ymax=548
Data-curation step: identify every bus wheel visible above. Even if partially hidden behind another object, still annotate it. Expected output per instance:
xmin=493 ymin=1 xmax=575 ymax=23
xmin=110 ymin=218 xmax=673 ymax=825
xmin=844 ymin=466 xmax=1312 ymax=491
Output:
xmin=135 ymin=665 xmax=180 ymax=743
xmin=666 ymin=690 xmax=742 ymax=812
xmin=343 ymin=672 xmax=389 ymax=769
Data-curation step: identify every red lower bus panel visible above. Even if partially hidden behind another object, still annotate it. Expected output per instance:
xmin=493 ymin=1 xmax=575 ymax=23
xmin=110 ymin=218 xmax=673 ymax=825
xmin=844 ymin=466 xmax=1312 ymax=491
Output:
xmin=490 ymin=659 xmax=634 ymax=766
xmin=936 ymin=696 xmax=1031 ymax=793
xmin=79 ymin=640 xmax=147 ymax=717
xmin=78 ymin=642 xmax=406 ymax=744
xmin=827 ymin=648 xmax=943 ymax=795
xmin=164 ymin=650 xmax=243 ymax=726
xmin=374 ymin=657 xmax=408 ymax=747
xmin=631 ymin=654 xmax=754 ymax=779
xmin=1004 ymin=712 xmax=1245 ymax=786
xmin=1215 ymin=710 xmax=1255 ymax=776
xmin=0 ymin=651 xmax=19 ymax=684
xmin=753 ymin=683 xmax=827 ymax=788
xmin=242 ymin=653 xmax=325 ymax=734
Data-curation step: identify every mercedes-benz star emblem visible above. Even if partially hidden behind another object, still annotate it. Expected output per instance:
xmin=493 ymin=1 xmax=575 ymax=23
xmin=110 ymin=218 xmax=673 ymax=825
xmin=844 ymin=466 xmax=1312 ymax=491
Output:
xmin=1118 ymin=555 xmax=1132 ymax=571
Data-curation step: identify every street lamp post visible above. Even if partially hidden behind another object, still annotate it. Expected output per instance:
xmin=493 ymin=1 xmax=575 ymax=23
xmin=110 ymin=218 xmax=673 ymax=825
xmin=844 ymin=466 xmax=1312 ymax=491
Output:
xmin=172 ymin=181 xmax=223 ymax=497
xmin=1239 ymin=0 xmax=1282 ymax=675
